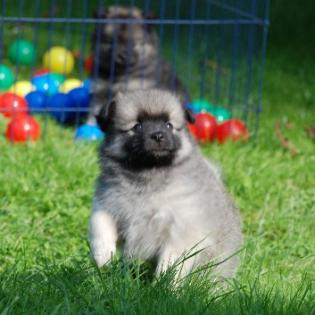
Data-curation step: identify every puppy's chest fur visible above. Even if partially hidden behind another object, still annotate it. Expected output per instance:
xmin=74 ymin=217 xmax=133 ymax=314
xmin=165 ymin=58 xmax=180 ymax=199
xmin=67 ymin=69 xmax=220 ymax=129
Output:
xmin=104 ymin=169 xmax=200 ymax=259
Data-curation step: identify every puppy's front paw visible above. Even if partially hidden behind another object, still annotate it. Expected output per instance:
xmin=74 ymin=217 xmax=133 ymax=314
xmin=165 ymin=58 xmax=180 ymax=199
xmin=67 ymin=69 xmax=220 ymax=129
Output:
xmin=91 ymin=238 xmax=116 ymax=267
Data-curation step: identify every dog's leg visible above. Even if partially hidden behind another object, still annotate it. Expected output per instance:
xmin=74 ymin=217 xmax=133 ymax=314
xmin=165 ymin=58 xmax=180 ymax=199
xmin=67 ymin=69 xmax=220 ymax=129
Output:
xmin=156 ymin=244 xmax=198 ymax=280
xmin=89 ymin=210 xmax=117 ymax=267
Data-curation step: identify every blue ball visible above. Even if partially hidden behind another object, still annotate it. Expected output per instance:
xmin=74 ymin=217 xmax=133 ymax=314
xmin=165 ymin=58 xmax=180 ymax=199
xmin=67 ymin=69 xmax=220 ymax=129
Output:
xmin=25 ymin=90 xmax=48 ymax=112
xmin=47 ymin=92 xmax=73 ymax=123
xmin=83 ymin=79 xmax=91 ymax=91
xmin=68 ymin=87 xmax=91 ymax=110
xmin=75 ymin=124 xmax=104 ymax=141
xmin=31 ymin=73 xmax=64 ymax=95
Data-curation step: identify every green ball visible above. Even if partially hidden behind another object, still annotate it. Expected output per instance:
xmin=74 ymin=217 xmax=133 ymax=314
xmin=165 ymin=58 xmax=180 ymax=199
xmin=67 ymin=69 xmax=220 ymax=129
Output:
xmin=191 ymin=99 xmax=213 ymax=113
xmin=8 ymin=40 xmax=36 ymax=66
xmin=191 ymin=99 xmax=232 ymax=122
xmin=0 ymin=65 xmax=14 ymax=90
xmin=49 ymin=73 xmax=65 ymax=85
xmin=208 ymin=106 xmax=231 ymax=123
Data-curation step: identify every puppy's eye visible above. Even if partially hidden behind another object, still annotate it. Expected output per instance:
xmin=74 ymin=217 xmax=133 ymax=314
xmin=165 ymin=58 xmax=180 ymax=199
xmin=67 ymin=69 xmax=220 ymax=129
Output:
xmin=166 ymin=122 xmax=173 ymax=130
xmin=133 ymin=123 xmax=142 ymax=132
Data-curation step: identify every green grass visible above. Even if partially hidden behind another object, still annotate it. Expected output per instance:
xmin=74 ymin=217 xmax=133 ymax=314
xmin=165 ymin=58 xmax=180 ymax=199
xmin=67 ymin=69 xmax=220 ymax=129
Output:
xmin=1 ymin=49 xmax=315 ymax=314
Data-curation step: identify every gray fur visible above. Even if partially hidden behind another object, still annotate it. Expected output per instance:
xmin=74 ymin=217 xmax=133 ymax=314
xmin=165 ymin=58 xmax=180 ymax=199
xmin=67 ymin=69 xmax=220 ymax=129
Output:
xmin=89 ymin=89 xmax=242 ymax=280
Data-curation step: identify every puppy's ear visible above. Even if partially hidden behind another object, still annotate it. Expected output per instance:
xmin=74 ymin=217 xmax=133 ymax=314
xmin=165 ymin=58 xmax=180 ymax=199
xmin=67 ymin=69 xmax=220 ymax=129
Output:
xmin=184 ymin=108 xmax=195 ymax=124
xmin=96 ymin=99 xmax=116 ymax=132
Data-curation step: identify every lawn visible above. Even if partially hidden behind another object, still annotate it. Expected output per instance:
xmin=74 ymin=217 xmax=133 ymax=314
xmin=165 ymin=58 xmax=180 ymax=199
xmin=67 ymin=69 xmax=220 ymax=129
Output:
xmin=0 ymin=47 xmax=314 ymax=314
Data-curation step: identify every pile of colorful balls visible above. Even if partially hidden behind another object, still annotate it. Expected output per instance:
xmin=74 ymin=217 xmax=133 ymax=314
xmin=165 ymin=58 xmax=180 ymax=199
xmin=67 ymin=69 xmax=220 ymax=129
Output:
xmin=0 ymin=39 xmax=102 ymax=143
xmin=187 ymin=100 xmax=249 ymax=144
xmin=0 ymin=39 xmax=248 ymax=145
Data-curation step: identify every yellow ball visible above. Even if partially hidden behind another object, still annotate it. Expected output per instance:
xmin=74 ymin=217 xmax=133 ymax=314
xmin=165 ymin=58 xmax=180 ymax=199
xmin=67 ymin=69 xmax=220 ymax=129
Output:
xmin=43 ymin=46 xmax=74 ymax=74
xmin=9 ymin=80 xmax=34 ymax=97
xmin=59 ymin=78 xmax=82 ymax=93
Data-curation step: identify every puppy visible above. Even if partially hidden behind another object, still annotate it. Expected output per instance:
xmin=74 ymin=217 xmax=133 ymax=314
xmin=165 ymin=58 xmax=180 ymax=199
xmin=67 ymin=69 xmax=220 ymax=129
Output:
xmin=89 ymin=89 xmax=242 ymax=280
xmin=87 ymin=6 xmax=190 ymax=124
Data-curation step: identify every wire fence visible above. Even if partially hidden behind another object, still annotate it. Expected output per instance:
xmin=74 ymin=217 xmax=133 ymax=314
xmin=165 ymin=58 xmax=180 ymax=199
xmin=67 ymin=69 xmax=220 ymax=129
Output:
xmin=0 ymin=0 xmax=270 ymax=136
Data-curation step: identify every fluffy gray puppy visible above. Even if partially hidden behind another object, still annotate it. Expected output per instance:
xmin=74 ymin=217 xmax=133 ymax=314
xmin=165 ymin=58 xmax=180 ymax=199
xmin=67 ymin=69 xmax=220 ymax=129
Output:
xmin=87 ymin=6 xmax=190 ymax=124
xmin=89 ymin=89 xmax=242 ymax=280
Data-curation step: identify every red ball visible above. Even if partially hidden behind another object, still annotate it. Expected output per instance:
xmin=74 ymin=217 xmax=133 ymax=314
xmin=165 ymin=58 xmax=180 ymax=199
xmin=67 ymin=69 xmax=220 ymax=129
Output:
xmin=0 ymin=92 xmax=28 ymax=118
xmin=33 ymin=68 xmax=50 ymax=77
xmin=216 ymin=119 xmax=249 ymax=144
xmin=5 ymin=115 xmax=41 ymax=143
xmin=194 ymin=113 xmax=217 ymax=142
xmin=84 ymin=55 xmax=93 ymax=74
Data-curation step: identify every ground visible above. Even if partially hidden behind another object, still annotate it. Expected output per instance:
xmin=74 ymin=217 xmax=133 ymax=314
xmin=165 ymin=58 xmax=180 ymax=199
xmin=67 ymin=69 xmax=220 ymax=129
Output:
xmin=0 ymin=47 xmax=315 ymax=314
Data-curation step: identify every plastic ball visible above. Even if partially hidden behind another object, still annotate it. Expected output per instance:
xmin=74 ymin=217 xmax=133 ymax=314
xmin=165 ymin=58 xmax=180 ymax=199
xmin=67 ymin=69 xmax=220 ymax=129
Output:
xmin=31 ymin=73 xmax=65 ymax=95
xmin=84 ymin=55 xmax=93 ymax=74
xmin=208 ymin=106 xmax=231 ymax=123
xmin=8 ymin=40 xmax=36 ymax=66
xmin=9 ymin=80 xmax=34 ymax=97
xmin=25 ymin=91 xmax=48 ymax=112
xmin=75 ymin=124 xmax=104 ymax=141
xmin=59 ymin=78 xmax=82 ymax=93
xmin=68 ymin=87 xmax=90 ymax=109
xmin=190 ymin=99 xmax=212 ymax=113
xmin=0 ymin=92 xmax=28 ymax=117
xmin=6 ymin=115 xmax=40 ymax=143
xmin=43 ymin=46 xmax=74 ymax=74
xmin=195 ymin=113 xmax=217 ymax=142
xmin=0 ymin=64 xmax=14 ymax=90
xmin=83 ymin=79 xmax=91 ymax=91
xmin=216 ymin=119 xmax=249 ymax=144
xmin=47 ymin=92 xmax=73 ymax=123
xmin=33 ymin=68 xmax=50 ymax=77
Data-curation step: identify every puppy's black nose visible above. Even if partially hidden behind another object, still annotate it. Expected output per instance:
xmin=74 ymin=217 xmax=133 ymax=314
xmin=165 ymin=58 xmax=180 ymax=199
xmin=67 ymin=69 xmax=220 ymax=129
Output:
xmin=151 ymin=131 xmax=164 ymax=143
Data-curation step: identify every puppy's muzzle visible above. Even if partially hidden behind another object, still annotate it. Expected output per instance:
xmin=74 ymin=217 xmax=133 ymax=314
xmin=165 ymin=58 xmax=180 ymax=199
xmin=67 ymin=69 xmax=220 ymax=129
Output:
xmin=151 ymin=131 xmax=165 ymax=144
